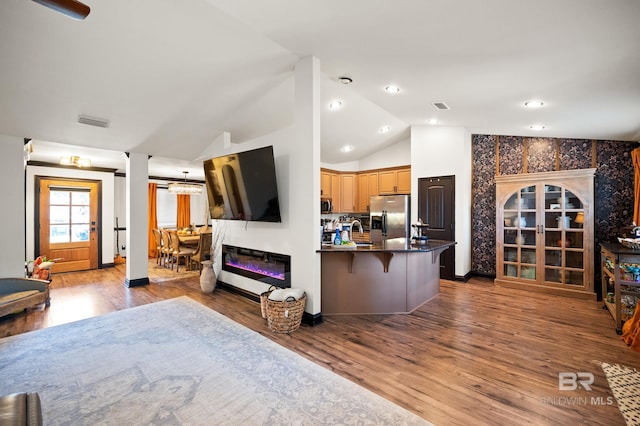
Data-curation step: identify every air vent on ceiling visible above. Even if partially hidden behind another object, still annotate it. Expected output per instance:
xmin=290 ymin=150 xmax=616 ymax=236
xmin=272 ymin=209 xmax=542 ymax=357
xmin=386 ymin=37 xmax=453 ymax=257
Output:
xmin=432 ymin=102 xmax=450 ymax=110
xmin=78 ymin=115 xmax=110 ymax=128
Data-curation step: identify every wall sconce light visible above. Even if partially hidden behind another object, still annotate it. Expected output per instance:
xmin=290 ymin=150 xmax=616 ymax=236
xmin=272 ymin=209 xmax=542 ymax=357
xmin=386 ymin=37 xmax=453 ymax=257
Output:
xmin=60 ymin=156 xmax=91 ymax=168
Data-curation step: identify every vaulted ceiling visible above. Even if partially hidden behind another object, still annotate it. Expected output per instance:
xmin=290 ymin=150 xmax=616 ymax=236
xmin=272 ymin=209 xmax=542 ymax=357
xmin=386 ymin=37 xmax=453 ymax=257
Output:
xmin=2 ymin=0 xmax=639 ymax=179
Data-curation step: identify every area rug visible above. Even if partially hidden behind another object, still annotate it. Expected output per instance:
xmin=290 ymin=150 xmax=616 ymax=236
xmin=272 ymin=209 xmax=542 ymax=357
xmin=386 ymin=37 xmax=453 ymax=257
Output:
xmin=0 ymin=297 xmax=431 ymax=425
xmin=602 ymin=362 xmax=640 ymax=426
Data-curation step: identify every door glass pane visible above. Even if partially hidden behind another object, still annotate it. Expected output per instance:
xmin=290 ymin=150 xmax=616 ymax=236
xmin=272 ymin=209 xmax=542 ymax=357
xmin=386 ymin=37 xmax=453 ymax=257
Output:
xmin=566 ymin=271 xmax=583 ymax=285
xmin=522 ymin=248 xmax=536 ymax=264
xmin=72 ymin=191 xmax=90 ymax=205
xmin=504 ymin=214 xmax=517 ymax=228
xmin=71 ymin=206 xmax=89 ymax=223
xmin=50 ymin=225 xmax=70 ymax=243
xmin=565 ymin=190 xmax=582 ymax=209
xmin=505 ymin=194 xmax=518 ymax=210
xmin=521 ymin=265 xmax=536 ymax=280
xmin=71 ymin=224 xmax=90 ymax=242
xmin=566 ymin=231 xmax=583 ymax=249
xmin=521 ymin=212 xmax=536 ymax=228
xmin=545 ymin=249 xmax=562 ymax=267
xmin=505 ymin=264 xmax=517 ymax=277
xmin=504 ymin=247 xmax=517 ymax=262
xmin=545 ymin=268 xmax=561 ymax=283
xmin=50 ymin=206 xmax=69 ymax=224
xmin=545 ymin=231 xmax=562 ymax=247
xmin=566 ymin=251 xmax=583 ymax=269
xmin=504 ymin=229 xmax=517 ymax=245
xmin=50 ymin=190 xmax=69 ymax=204
xmin=521 ymin=230 xmax=536 ymax=246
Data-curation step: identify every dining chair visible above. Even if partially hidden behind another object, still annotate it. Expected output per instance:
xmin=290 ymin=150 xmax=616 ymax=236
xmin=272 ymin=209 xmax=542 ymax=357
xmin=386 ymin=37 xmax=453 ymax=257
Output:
xmin=167 ymin=230 xmax=196 ymax=272
xmin=160 ymin=229 xmax=172 ymax=268
xmin=190 ymin=232 xmax=213 ymax=274
xmin=152 ymin=229 xmax=163 ymax=265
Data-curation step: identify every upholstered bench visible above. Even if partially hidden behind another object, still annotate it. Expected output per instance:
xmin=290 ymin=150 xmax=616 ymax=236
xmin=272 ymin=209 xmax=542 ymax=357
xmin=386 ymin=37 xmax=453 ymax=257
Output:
xmin=0 ymin=392 xmax=43 ymax=425
xmin=0 ymin=278 xmax=50 ymax=318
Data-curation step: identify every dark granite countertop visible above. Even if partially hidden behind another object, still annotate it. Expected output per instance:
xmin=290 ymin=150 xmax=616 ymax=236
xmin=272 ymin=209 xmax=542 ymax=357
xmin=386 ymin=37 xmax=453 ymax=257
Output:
xmin=317 ymin=238 xmax=455 ymax=253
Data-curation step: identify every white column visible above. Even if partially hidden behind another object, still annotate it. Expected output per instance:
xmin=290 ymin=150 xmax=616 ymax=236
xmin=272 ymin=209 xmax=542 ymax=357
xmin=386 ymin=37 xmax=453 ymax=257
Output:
xmin=294 ymin=56 xmax=322 ymax=317
xmin=0 ymin=135 xmax=26 ymax=277
xmin=124 ymin=152 xmax=149 ymax=287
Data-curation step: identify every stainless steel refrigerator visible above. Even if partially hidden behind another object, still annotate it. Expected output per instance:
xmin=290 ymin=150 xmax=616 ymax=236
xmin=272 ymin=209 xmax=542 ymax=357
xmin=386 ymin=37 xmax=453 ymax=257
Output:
xmin=370 ymin=195 xmax=410 ymax=243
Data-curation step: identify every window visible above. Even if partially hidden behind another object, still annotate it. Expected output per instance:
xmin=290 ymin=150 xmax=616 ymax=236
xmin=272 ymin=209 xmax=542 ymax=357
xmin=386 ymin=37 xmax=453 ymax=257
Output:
xmin=50 ymin=190 xmax=90 ymax=243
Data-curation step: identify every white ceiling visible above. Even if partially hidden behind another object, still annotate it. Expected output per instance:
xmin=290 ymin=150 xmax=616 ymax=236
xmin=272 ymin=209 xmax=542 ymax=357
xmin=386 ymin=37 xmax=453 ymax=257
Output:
xmin=2 ymin=0 xmax=639 ymax=179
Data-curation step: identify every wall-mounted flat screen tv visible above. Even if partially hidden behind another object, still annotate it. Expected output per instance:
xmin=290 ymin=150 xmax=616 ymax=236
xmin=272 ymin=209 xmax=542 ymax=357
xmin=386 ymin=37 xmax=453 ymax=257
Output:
xmin=203 ymin=146 xmax=282 ymax=222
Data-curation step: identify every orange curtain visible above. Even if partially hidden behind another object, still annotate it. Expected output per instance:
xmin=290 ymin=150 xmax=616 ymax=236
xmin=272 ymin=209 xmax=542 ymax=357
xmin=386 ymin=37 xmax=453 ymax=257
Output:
xmin=177 ymin=194 xmax=191 ymax=229
xmin=148 ymin=183 xmax=158 ymax=258
xmin=633 ymin=147 xmax=640 ymax=226
xmin=622 ymin=306 xmax=640 ymax=351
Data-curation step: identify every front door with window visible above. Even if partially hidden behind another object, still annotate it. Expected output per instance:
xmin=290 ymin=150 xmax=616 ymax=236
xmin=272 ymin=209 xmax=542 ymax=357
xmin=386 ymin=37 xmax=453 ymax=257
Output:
xmin=37 ymin=178 xmax=99 ymax=273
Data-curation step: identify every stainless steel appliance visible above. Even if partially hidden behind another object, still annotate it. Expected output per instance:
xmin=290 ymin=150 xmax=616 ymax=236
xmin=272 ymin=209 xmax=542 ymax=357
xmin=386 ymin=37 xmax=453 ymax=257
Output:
xmin=320 ymin=198 xmax=332 ymax=214
xmin=370 ymin=195 xmax=410 ymax=243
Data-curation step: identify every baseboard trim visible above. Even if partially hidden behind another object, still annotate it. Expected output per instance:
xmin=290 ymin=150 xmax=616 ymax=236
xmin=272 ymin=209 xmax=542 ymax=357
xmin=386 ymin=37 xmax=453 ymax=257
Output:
xmin=217 ymin=281 xmax=323 ymax=326
xmin=124 ymin=277 xmax=149 ymax=287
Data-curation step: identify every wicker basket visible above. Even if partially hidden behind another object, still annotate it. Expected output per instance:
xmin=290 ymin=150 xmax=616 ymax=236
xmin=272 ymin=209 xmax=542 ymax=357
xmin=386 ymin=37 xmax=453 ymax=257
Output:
xmin=260 ymin=285 xmax=277 ymax=319
xmin=266 ymin=293 xmax=306 ymax=333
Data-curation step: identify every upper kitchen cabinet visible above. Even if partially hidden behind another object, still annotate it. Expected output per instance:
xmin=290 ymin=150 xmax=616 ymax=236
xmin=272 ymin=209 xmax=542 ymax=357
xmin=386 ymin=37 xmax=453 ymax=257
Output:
xmin=357 ymin=172 xmax=379 ymax=212
xmin=379 ymin=166 xmax=411 ymax=195
xmin=495 ymin=169 xmax=596 ymax=300
xmin=321 ymin=170 xmax=332 ymax=198
xmin=340 ymin=173 xmax=357 ymax=213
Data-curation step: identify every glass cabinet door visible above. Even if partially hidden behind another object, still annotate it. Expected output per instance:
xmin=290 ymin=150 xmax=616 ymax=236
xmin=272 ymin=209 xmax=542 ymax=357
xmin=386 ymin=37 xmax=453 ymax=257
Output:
xmin=543 ymin=185 xmax=585 ymax=286
xmin=503 ymin=185 xmax=537 ymax=280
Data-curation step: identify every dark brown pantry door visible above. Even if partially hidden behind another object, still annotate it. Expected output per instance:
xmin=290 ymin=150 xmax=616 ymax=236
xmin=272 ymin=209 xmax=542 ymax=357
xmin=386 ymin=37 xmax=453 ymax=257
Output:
xmin=37 ymin=178 xmax=100 ymax=273
xmin=418 ymin=176 xmax=455 ymax=280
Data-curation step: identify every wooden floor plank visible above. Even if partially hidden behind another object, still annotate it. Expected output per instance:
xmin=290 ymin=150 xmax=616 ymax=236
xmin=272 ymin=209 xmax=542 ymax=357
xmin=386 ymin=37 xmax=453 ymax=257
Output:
xmin=0 ymin=263 xmax=635 ymax=425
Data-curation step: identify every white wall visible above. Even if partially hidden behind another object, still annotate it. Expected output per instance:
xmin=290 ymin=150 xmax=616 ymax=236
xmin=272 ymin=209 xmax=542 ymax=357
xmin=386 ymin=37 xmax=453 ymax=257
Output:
xmin=0 ymin=135 xmax=27 ymax=277
xmin=216 ymin=56 xmax=322 ymax=315
xmin=26 ymin=165 xmax=116 ymax=265
xmin=358 ymin=137 xmax=411 ymax=170
xmin=410 ymin=126 xmax=472 ymax=277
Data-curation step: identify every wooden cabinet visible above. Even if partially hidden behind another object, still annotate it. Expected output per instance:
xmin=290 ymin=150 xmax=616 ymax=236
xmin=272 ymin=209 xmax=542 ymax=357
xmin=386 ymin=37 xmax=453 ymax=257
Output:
xmin=357 ymin=172 xmax=379 ymax=212
xmin=601 ymin=242 xmax=640 ymax=334
xmin=495 ymin=169 xmax=596 ymax=299
xmin=331 ymin=173 xmax=341 ymax=212
xmin=321 ymin=171 xmax=332 ymax=198
xmin=340 ymin=174 xmax=357 ymax=213
xmin=379 ymin=167 xmax=411 ymax=194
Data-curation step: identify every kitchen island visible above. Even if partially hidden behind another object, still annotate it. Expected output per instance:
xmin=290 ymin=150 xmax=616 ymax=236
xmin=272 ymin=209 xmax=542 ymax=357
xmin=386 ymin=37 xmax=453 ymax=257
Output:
xmin=317 ymin=238 xmax=455 ymax=315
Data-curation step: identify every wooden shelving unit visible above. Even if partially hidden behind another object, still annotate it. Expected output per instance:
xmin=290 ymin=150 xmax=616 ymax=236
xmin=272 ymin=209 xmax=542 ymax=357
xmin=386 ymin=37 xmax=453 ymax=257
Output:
xmin=601 ymin=242 xmax=640 ymax=334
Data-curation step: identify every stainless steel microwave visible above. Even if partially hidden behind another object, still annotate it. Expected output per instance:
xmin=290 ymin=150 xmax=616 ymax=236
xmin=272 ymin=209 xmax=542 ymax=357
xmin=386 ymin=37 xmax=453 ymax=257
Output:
xmin=321 ymin=198 xmax=332 ymax=213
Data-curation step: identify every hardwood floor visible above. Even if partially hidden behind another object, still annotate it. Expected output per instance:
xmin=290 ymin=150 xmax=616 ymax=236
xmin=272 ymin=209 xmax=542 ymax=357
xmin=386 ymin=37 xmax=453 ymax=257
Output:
xmin=0 ymin=262 xmax=636 ymax=425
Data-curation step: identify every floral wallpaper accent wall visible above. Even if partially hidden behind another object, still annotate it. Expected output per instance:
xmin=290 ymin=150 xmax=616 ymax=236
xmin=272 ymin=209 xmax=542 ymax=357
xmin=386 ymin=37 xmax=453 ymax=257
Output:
xmin=472 ymin=135 xmax=636 ymax=279
xmin=472 ymin=135 xmax=497 ymax=275
xmin=527 ymin=138 xmax=556 ymax=173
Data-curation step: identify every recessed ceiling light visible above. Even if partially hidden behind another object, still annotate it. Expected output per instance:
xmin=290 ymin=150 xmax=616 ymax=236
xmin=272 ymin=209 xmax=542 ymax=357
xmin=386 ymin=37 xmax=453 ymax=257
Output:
xmin=379 ymin=125 xmax=391 ymax=133
xmin=427 ymin=118 xmax=439 ymax=125
xmin=328 ymin=100 xmax=343 ymax=110
xmin=385 ymin=85 xmax=400 ymax=94
xmin=529 ymin=124 xmax=546 ymax=131
xmin=524 ymin=100 xmax=544 ymax=108
xmin=338 ymin=76 xmax=353 ymax=85
xmin=341 ymin=145 xmax=354 ymax=153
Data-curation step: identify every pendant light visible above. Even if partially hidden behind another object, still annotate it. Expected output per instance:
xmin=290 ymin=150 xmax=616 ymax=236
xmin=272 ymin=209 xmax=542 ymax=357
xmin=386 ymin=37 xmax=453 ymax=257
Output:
xmin=168 ymin=171 xmax=203 ymax=195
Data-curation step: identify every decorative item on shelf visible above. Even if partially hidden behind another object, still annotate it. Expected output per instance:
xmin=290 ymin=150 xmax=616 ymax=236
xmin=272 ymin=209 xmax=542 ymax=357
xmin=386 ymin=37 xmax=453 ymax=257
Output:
xmin=575 ymin=212 xmax=584 ymax=228
xmin=618 ymin=237 xmax=640 ymax=250
xmin=168 ymin=171 xmax=203 ymax=195
xmin=26 ymin=256 xmax=58 ymax=282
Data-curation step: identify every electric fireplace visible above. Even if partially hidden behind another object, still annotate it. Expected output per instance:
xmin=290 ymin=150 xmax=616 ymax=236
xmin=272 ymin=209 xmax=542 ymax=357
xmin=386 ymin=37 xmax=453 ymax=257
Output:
xmin=222 ymin=245 xmax=291 ymax=288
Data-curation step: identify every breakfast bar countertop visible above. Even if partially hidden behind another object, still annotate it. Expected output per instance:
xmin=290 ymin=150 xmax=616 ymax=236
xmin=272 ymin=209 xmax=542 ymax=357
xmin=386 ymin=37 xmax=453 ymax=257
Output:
xmin=317 ymin=238 xmax=455 ymax=253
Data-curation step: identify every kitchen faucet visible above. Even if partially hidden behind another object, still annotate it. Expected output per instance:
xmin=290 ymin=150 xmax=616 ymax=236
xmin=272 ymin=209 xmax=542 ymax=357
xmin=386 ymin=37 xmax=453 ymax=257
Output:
xmin=349 ymin=219 xmax=363 ymax=242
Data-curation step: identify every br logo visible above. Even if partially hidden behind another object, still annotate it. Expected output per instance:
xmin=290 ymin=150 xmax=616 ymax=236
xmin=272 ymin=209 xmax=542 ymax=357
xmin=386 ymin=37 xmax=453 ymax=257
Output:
xmin=559 ymin=372 xmax=594 ymax=391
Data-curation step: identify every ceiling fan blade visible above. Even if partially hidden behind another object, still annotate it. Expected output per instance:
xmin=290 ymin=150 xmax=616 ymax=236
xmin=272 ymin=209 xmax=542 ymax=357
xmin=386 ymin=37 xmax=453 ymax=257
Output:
xmin=32 ymin=0 xmax=90 ymax=20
